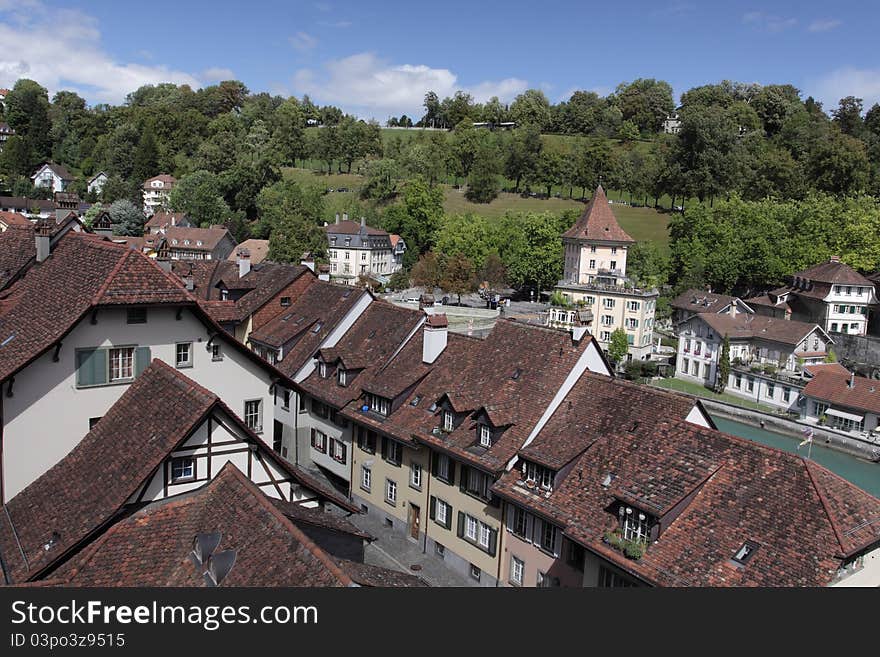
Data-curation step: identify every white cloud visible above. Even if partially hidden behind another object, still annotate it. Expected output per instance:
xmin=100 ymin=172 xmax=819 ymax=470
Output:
xmin=289 ymin=31 xmax=318 ymax=51
xmin=0 ymin=1 xmax=200 ymax=103
xmin=808 ymin=18 xmax=842 ymax=33
xmin=292 ymin=52 xmax=527 ymax=119
xmin=809 ymin=68 xmax=880 ymax=110
xmin=743 ymin=11 xmax=797 ymax=32
xmin=203 ymin=67 xmax=236 ymax=83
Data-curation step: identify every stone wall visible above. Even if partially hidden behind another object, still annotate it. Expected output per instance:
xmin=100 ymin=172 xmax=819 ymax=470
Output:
xmin=831 ymin=333 xmax=880 ymax=378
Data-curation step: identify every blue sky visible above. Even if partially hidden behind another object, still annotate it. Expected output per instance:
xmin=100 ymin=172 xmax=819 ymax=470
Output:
xmin=1 ymin=0 xmax=878 ymax=119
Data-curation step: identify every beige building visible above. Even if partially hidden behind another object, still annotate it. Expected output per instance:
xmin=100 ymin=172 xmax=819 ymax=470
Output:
xmin=325 ymin=214 xmax=404 ymax=285
xmin=553 ymin=186 xmax=658 ymax=360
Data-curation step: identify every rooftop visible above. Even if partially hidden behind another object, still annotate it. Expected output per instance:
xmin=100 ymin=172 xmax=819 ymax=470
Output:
xmin=803 ymin=370 xmax=880 ymax=415
xmin=562 ymin=186 xmax=635 ymax=244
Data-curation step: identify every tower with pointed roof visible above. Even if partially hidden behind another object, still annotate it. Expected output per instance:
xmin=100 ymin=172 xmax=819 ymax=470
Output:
xmin=552 ymin=186 xmax=659 ymax=360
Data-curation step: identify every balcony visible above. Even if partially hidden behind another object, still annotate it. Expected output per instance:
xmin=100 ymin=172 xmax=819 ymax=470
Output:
xmin=556 ymin=279 xmax=658 ymax=297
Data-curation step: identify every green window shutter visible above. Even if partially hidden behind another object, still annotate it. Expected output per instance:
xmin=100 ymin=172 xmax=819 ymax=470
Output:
xmin=381 ymin=437 xmax=388 ymax=460
xmin=76 ymin=349 xmax=107 ymax=386
xmin=135 ymin=346 xmax=151 ymax=377
xmin=429 ymin=496 xmax=436 ymax=520
xmin=457 ymin=511 xmax=465 ymax=538
xmin=488 ymin=528 xmax=498 ymax=557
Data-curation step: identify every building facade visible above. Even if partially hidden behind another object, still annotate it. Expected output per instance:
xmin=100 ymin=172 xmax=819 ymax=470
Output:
xmin=326 ymin=214 xmax=400 ymax=285
xmin=142 ymin=174 xmax=176 ymax=215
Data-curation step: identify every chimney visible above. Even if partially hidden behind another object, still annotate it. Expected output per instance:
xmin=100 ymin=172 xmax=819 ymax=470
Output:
xmin=35 ymin=222 xmax=52 ymax=262
xmin=830 ymin=255 xmax=840 ymax=263
xmin=423 ymin=313 xmax=448 ymax=364
xmin=300 ymin=251 xmax=315 ymax=272
xmin=237 ymin=248 xmax=251 ymax=278
xmin=849 ymin=371 xmax=855 ymax=388
xmin=360 ymin=216 xmax=366 ymax=229
xmin=343 ymin=213 xmax=349 ymax=222
xmin=155 ymin=255 xmax=172 ymax=273
xmin=335 ymin=213 xmax=340 ymax=225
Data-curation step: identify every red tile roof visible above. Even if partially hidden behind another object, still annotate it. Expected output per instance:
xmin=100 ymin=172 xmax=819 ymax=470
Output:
xmin=793 ymin=259 xmax=873 ymax=286
xmin=493 ymin=418 xmax=880 ymax=586
xmin=144 ymin=211 xmax=189 ymax=229
xmin=0 ymin=226 xmax=36 ymax=291
xmin=227 ymin=239 xmax=270 ymax=264
xmin=803 ymin=370 xmax=880 ymax=415
xmin=325 ymin=220 xmax=388 ymax=236
xmin=804 ymin=363 xmax=850 ymax=378
xmin=696 ymin=313 xmax=825 ymax=347
xmin=0 ymin=210 xmax=30 ymax=227
xmin=142 ymin=174 xmax=176 ymax=189
xmin=670 ymin=289 xmax=738 ymax=315
xmin=562 ymin=186 xmax=635 ymax=243
xmin=57 ymin=463 xmax=353 ymax=587
xmin=162 ymin=226 xmax=233 ymax=252
xmin=0 ymin=360 xmax=358 ymax=584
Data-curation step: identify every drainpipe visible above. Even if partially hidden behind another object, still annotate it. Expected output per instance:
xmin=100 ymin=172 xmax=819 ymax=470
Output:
xmin=495 ymin=496 xmax=505 ymax=587
xmin=422 ymin=448 xmax=431 ymax=554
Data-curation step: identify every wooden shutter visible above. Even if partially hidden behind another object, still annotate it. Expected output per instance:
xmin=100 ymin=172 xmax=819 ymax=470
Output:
xmin=429 ymin=496 xmax=436 ymax=520
xmin=340 ymin=443 xmax=347 ymax=463
xmin=76 ymin=349 xmax=107 ymax=386
xmin=459 ymin=465 xmax=468 ymax=493
xmin=457 ymin=511 xmax=465 ymax=538
xmin=430 ymin=451 xmax=438 ymax=476
xmin=488 ymin=528 xmax=498 ymax=557
xmin=445 ymin=505 xmax=453 ymax=530
xmin=447 ymin=459 xmax=456 ymax=485
xmin=381 ymin=436 xmax=388 ymax=460
xmin=135 ymin=346 xmax=151 ymax=377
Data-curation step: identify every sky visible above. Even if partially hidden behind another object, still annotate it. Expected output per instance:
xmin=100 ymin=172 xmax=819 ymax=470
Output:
xmin=1 ymin=0 xmax=878 ymax=120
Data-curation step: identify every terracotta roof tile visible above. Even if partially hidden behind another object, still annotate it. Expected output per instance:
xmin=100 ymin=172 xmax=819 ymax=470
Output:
xmin=696 ymin=313 xmax=824 ymax=347
xmin=803 ymin=370 xmax=880 ymax=415
xmin=793 ymin=260 xmax=873 ymax=286
xmin=562 ymin=186 xmax=635 ymax=243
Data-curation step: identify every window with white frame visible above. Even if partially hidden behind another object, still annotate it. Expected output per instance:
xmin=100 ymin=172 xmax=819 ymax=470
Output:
xmin=525 ymin=461 xmax=553 ymax=490
xmin=109 ymin=347 xmax=135 ymax=382
xmin=480 ymin=523 xmax=492 ymax=549
xmin=603 ymin=298 xmax=615 ymax=308
xmin=244 ymin=399 xmax=262 ymax=433
xmin=443 ymin=410 xmax=454 ymax=431
xmin=465 ymin=515 xmax=478 ymax=541
xmin=383 ymin=438 xmax=402 ymax=465
xmin=385 ymin=479 xmax=397 ymax=505
xmin=337 ymin=369 xmax=347 ymax=386
xmin=622 ymin=509 xmax=650 ymax=544
xmin=175 ymin=342 xmax=192 ymax=368
xmin=462 ymin=466 xmax=492 ymax=501
xmin=211 ymin=343 xmax=222 ymax=361
xmin=330 ymin=439 xmax=346 ymax=463
xmin=435 ymin=453 xmax=453 ymax=483
xmin=360 ymin=465 xmax=371 ymax=492
xmin=170 ymin=456 xmax=194 ymax=482
xmin=510 ymin=556 xmax=525 ymax=586
xmin=627 ymin=300 xmax=640 ymax=311
xmin=432 ymin=497 xmax=451 ymax=528
xmin=538 ymin=519 xmax=557 ymax=554
xmin=511 ymin=506 xmax=529 ymax=539
xmin=369 ymin=394 xmax=390 ymax=416
xmin=410 ymin=462 xmax=422 ymax=489
xmin=479 ymin=424 xmax=491 ymax=447
xmin=319 ymin=362 xmax=328 ymax=378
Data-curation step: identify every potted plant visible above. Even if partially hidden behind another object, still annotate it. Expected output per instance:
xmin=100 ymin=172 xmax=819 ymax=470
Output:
xmin=623 ymin=540 xmax=645 ymax=560
xmin=819 ymin=414 xmax=827 ymax=425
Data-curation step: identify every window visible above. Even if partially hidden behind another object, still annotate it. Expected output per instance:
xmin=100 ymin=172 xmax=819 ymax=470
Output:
xmin=525 ymin=462 xmax=553 ymax=490
xmin=337 ymin=369 xmax=347 ymax=386
xmin=681 ymin=357 xmax=689 ymax=373
xmin=311 ymin=429 xmax=327 ymax=453
xmin=691 ymin=360 xmax=698 ymax=376
xmin=465 ymin=515 xmax=478 ymax=541
xmin=442 ymin=410 xmax=454 ymax=431
xmin=734 ymin=373 xmax=742 ymax=388
xmin=783 ymin=387 xmax=791 ymax=403
xmin=282 ymin=389 xmax=290 ymax=410
xmin=385 ymin=479 xmax=397 ymax=505
xmin=410 ymin=462 xmax=422 ymax=489
xmin=369 ymin=394 xmax=390 ymax=416
xmin=603 ymin=298 xmax=615 ymax=309
xmin=732 ymin=540 xmax=759 ymax=565
xmin=382 ymin=438 xmax=403 ymax=466
xmin=602 ymin=315 xmax=613 ymax=326
xmin=312 ymin=399 xmax=331 ymax=419
xmin=627 ymin=301 xmax=640 ymax=312
xmin=511 ymin=506 xmax=529 ymax=539
xmin=538 ymin=519 xmax=557 ymax=554
xmin=747 ymin=376 xmax=755 ymax=392
xmin=175 ymin=342 xmax=192 ymax=368
xmin=330 ymin=439 xmax=346 ymax=463
xmin=479 ymin=424 xmax=491 ymax=447
xmin=566 ymin=540 xmax=586 ymax=572
xmin=600 ymin=331 xmax=611 ymax=342
xmin=625 ymin=318 xmax=638 ymax=329
xmin=611 ymin=246 xmax=617 ymax=255
xmin=431 ymin=497 xmax=452 ymax=529
xmin=598 ymin=566 xmax=636 ymax=587
xmin=590 ymin=245 xmax=596 ymax=253
xmin=610 ymin=260 xmax=617 ymax=270
xmin=537 ymin=572 xmax=560 ymax=587
xmin=589 ymin=259 xmax=596 ymax=269
xmin=360 ymin=466 xmax=371 ymax=492
xmin=244 ymin=400 xmax=262 ymax=433
xmin=211 ymin=343 xmax=222 ymax=361
xmin=462 ymin=466 xmax=493 ymax=501
xmin=510 ymin=556 xmax=525 ymax=586
xmin=319 ymin=362 xmax=328 ymax=378
xmin=126 ymin=308 xmax=147 ymax=324
xmin=357 ymin=427 xmax=377 ymax=453
xmin=170 ymin=457 xmax=194 ymax=482
xmin=470 ymin=564 xmax=481 ymax=581
xmin=766 ymin=383 xmax=775 ymax=399
xmin=435 ymin=543 xmax=445 ymax=557
xmin=109 ymin=347 xmax=135 ymax=382
xmin=622 ymin=509 xmax=650 ymax=544
xmin=434 ymin=453 xmax=454 ymax=484
xmin=280 ymin=297 xmax=291 ymax=307
xmin=813 ymin=401 xmax=829 ymax=417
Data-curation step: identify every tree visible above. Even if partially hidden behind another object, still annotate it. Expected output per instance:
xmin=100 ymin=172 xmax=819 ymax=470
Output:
xmin=435 ymin=213 xmax=497 ymax=268
xmin=381 ymin=177 xmax=444 ymax=267
xmin=465 ymin=142 xmax=501 ymax=203
xmin=387 ymin=269 xmax=410 ymax=291
xmin=255 ymin=179 xmax=324 ymax=241
xmin=612 ymin=79 xmax=674 ymax=133
xmin=110 ymin=199 xmax=145 ymax=236
xmin=270 ymin=97 xmax=306 ymax=166
xmin=479 ymin=252 xmax=507 ymax=290
xmin=440 ymin=253 xmax=477 ymax=305
xmin=509 ymin=89 xmax=552 ymax=132
xmin=5 ymin=79 xmax=52 ymax=165
xmin=169 ymin=170 xmax=232 ymax=227
xmin=267 ymin=212 xmax=326 ymax=264
xmin=627 ymin=242 xmax=670 ymax=288
xmin=360 ymin=158 xmax=399 ymax=202
xmin=131 ymin=124 xmax=160 ymax=185
xmin=717 ymin=335 xmax=731 ymax=392
xmin=410 ymin=251 xmax=442 ymax=289
xmin=496 ymin=211 xmax=567 ymax=294
xmin=607 ymin=328 xmax=630 ymax=366
xmin=618 ymin=120 xmax=640 ymax=142
xmin=832 ymin=96 xmax=864 ymax=138
xmin=82 ymin=202 xmax=104 ymax=229
xmin=504 ymin=125 xmax=542 ymax=192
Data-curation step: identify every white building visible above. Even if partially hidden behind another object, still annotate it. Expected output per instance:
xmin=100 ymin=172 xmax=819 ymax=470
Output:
xmin=31 ymin=163 xmax=74 ymax=193
xmin=325 ymin=214 xmax=403 ymax=285
xmin=87 ymin=171 xmax=108 ymax=195
xmin=142 ymin=174 xmax=176 ymax=216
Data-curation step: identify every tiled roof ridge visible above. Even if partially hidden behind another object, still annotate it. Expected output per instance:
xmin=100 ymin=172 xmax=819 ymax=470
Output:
xmin=213 ymin=463 xmax=355 ymax=586
xmin=802 ymin=458 xmax=848 ymax=557
xmin=89 ymin=247 xmax=133 ymax=305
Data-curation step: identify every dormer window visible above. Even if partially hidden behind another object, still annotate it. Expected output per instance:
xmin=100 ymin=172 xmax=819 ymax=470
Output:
xmin=338 ymin=369 xmax=347 ymax=386
xmin=196 ymin=240 xmax=203 ymax=246
xmin=524 ymin=462 xmax=554 ymax=490
xmin=620 ymin=506 xmax=650 ymax=544
xmin=479 ymin=424 xmax=492 ymax=447
xmin=368 ymin=393 xmax=390 ymax=416
xmin=443 ymin=411 xmax=454 ymax=432
xmin=184 ymin=240 xmax=190 ymax=246
xmin=319 ymin=362 xmax=328 ymax=378
xmin=732 ymin=540 xmax=759 ymax=565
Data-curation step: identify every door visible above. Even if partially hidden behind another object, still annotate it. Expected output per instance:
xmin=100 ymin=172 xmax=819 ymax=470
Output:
xmin=409 ymin=503 xmax=421 ymax=540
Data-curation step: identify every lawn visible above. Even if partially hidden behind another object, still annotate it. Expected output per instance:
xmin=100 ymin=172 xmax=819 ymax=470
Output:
xmin=650 ymin=378 xmax=775 ymax=413
xmin=282 ymin=167 xmax=364 ymax=191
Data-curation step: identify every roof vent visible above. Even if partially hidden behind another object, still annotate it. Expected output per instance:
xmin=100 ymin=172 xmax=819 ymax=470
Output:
xmin=601 ymin=473 xmax=614 ymax=488
xmin=191 ymin=532 xmax=222 ymax=566
xmin=43 ymin=531 xmax=61 ymax=551
xmin=204 ymin=550 xmax=237 ymax=587
xmin=511 ymin=368 xmax=522 ymax=380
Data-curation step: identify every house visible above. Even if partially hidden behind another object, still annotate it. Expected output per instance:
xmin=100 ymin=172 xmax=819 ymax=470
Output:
xmin=390 ymin=234 xmax=406 ymax=271
xmin=90 ymin=210 xmax=115 ymax=237
xmin=157 ymin=225 xmax=237 ymax=261
xmin=326 ymin=214 xmax=398 ymax=285
xmin=802 ymin=369 xmax=880 ymax=436
xmin=670 ymin=289 xmax=754 ymax=326
xmin=142 ymin=174 xmax=176 ymax=215
xmin=676 ymin=311 xmax=831 ymax=407
xmin=173 ymin=253 xmax=315 ymax=343
xmin=492 ymin=417 xmax=880 ymax=587
xmin=86 ymin=171 xmax=108 ymax=195
xmin=0 ymin=210 xmax=30 ymax=232
xmin=0 ymin=122 xmax=13 ymax=151
xmin=144 ymin=211 xmax=194 ymax=234
xmin=662 ymin=112 xmax=681 ymax=134
xmin=553 ymin=186 xmax=659 ymax=360
xmin=0 ymin=231 xmax=342 ymax=505
xmin=0 ymin=361 xmax=358 ymax=584
xmin=0 ymin=196 xmax=55 ymax=218
xmin=31 ymin=163 xmax=74 ymax=193
xmin=745 ymin=257 xmax=877 ymax=336
xmin=226 ymin=239 xmax=270 ymax=265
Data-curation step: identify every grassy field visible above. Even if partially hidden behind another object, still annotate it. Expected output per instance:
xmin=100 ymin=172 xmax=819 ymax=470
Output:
xmin=281 ymin=167 xmax=672 ymax=249
xmin=650 ymin=378 xmax=775 ymax=413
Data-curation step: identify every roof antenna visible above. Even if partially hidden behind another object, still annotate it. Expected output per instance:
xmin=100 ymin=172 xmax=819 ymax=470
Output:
xmin=190 ymin=532 xmax=222 ymax=567
xmin=204 ymin=550 xmax=237 ymax=587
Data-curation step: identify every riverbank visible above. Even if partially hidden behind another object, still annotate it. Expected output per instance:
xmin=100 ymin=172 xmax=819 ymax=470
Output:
xmin=702 ymin=398 xmax=880 ymax=463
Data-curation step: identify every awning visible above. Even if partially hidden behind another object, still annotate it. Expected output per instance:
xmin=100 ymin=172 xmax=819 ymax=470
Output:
xmin=826 ymin=407 xmax=865 ymax=423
